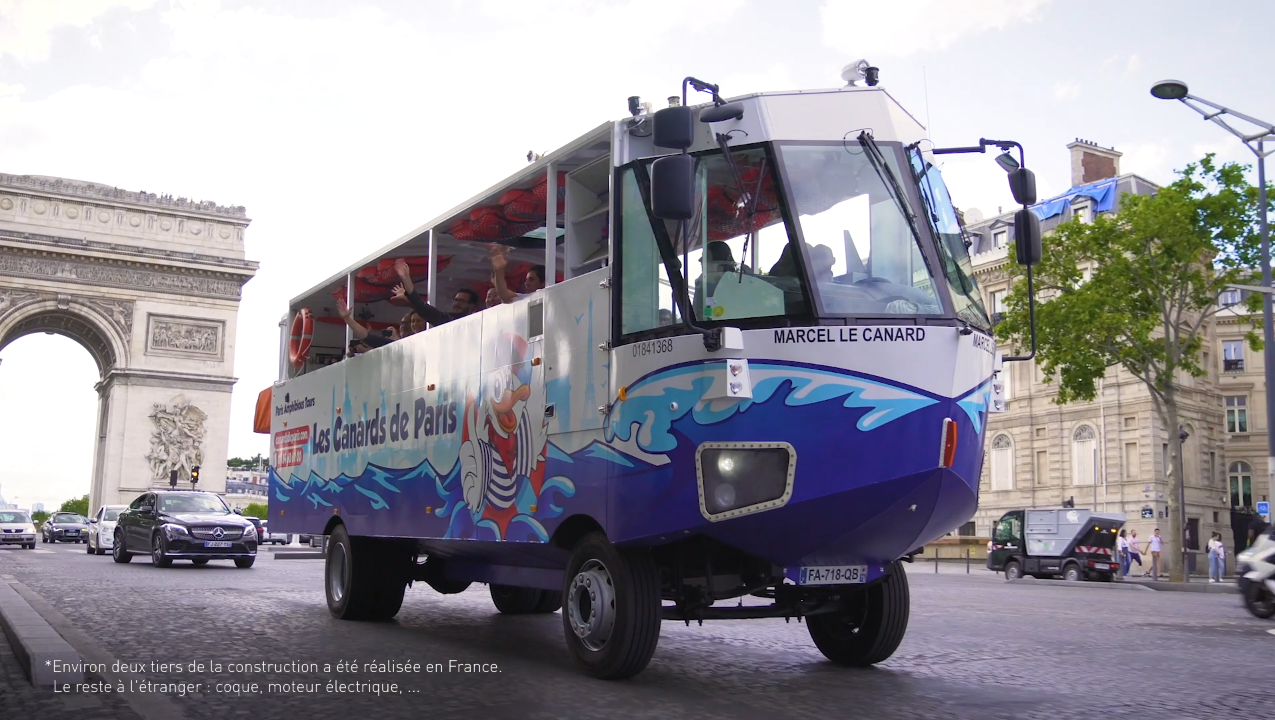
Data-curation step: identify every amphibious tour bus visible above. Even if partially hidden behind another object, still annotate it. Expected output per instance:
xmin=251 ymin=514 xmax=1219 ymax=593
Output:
xmin=257 ymin=62 xmax=1044 ymax=680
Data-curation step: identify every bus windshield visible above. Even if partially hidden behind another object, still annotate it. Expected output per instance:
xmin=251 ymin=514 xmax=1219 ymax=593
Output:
xmin=774 ymin=142 xmax=944 ymax=318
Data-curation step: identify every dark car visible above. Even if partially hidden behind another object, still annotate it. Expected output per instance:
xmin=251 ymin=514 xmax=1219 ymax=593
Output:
xmin=112 ymin=490 xmax=257 ymax=568
xmin=42 ymin=512 xmax=89 ymax=544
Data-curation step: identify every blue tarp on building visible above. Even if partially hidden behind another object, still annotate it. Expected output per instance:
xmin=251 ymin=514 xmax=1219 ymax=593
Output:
xmin=1029 ymin=178 xmax=1118 ymax=220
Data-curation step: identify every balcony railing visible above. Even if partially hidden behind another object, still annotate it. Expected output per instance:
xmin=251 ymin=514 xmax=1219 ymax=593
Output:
xmin=1224 ymin=358 xmax=1245 ymax=372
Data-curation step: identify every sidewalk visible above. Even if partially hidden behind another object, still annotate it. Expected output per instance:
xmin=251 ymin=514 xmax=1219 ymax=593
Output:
xmin=1116 ymin=575 xmax=1239 ymax=594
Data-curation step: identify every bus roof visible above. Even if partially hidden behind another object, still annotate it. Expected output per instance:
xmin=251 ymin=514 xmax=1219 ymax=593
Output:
xmin=286 ymin=85 xmax=925 ymax=311
xmin=289 ymin=121 xmax=613 ymax=308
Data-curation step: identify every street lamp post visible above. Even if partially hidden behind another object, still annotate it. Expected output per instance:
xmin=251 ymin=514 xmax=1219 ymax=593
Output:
xmin=1178 ymin=425 xmax=1190 ymax=582
xmin=1151 ymin=79 xmax=1275 ymax=538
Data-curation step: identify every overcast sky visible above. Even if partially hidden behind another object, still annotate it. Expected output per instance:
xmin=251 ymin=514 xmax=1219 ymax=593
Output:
xmin=0 ymin=0 xmax=1270 ymax=511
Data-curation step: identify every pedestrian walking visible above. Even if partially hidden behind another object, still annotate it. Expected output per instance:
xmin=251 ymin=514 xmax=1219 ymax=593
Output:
xmin=1117 ymin=529 xmax=1131 ymax=578
xmin=1128 ymin=529 xmax=1144 ymax=571
xmin=1146 ymin=528 xmax=1163 ymax=580
xmin=1207 ymin=532 xmax=1226 ymax=583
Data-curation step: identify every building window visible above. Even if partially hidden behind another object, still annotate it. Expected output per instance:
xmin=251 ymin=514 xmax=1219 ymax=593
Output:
xmin=1227 ymin=396 xmax=1248 ymax=433
xmin=1230 ymin=461 xmax=1254 ymax=509
xmin=990 ymin=434 xmax=1014 ymax=491
xmin=1220 ymin=288 xmax=1241 ymax=306
xmin=1224 ymin=340 xmax=1245 ymax=372
xmin=993 ymin=229 xmax=1007 ymax=248
xmin=1072 ymin=200 xmax=1092 ymax=224
xmin=1071 ymin=425 xmax=1097 ymax=486
xmin=1124 ymin=442 xmax=1138 ymax=479
xmin=999 ymin=365 xmax=1013 ymax=400
xmin=990 ymin=289 xmax=1007 ymax=313
xmin=958 ymin=521 xmax=976 ymax=537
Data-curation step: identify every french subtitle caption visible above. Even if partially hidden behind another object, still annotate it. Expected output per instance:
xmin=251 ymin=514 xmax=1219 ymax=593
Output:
xmin=50 ymin=658 xmax=500 ymax=697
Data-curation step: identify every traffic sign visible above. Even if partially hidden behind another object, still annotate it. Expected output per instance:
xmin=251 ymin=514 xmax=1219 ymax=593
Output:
xmin=1258 ymin=501 xmax=1270 ymax=516
xmin=1141 ymin=506 xmax=1154 ymax=519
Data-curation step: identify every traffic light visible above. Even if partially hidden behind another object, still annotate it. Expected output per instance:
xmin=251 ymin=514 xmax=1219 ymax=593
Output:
xmin=190 ymin=466 xmax=200 ymax=486
xmin=169 ymin=470 xmax=178 ymax=488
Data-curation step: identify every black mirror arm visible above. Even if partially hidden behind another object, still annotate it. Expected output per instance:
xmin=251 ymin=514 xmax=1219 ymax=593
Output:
xmin=682 ymin=77 xmax=723 ymax=107
xmin=1001 ymin=264 xmax=1037 ymax=363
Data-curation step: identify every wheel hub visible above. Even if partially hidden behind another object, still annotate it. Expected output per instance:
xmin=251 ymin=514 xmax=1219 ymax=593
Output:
xmin=567 ymin=560 xmax=615 ymax=650
xmin=328 ymin=542 xmax=349 ymax=604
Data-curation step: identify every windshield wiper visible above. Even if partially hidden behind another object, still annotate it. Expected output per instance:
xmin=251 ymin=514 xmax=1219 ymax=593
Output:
xmin=856 ymin=131 xmax=925 ymax=250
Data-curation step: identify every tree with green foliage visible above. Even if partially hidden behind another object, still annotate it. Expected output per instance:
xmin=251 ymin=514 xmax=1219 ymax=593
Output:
xmin=242 ymin=502 xmax=269 ymax=519
xmin=31 ymin=510 xmax=49 ymax=525
xmin=59 ymin=495 xmax=89 ymax=518
xmin=227 ymin=454 xmax=266 ymax=469
xmin=997 ymin=155 xmax=1268 ymax=582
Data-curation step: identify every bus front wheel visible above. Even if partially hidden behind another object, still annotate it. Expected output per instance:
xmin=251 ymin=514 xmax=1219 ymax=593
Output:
xmin=807 ymin=560 xmax=911 ymax=667
xmin=561 ymin=532 xmax=660 ymax=679
xmin=325 ymin=525 xmax=410 ymax=622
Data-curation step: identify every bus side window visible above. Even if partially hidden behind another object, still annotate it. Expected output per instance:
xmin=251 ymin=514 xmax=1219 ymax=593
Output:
xmin=619 ymin=167 xmax=680 ymax=335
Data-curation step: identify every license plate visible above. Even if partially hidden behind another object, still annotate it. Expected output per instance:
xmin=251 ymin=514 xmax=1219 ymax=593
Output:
xmin=204 ymin=541 xmax=232 ymax=548
xmin=66 ymin=531 xmax=78 ymax=535
xmin=798 ymin=565 xmax=868 ymax=585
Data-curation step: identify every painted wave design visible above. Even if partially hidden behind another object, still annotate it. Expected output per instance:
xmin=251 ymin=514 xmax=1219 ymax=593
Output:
xmin=606 ymin=363 xmax=941 ymax=454
xmin=955 ymin=378 xmax=994 ymax=434
xmin=270 ymin=443 xmax=620 ymax=541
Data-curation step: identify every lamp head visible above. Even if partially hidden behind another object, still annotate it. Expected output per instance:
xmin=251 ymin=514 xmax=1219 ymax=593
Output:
xmin=1151 ymin=79 xmax=1189 ymax=100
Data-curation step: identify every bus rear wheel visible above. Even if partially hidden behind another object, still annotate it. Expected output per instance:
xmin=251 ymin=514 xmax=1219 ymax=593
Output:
xmin=561 ymin=532 xmax=660 ymax=679
xmin=325 ymin=525 xmax=411 ymax=622
xmin=807 ymin=561 xmax=910 ymax=667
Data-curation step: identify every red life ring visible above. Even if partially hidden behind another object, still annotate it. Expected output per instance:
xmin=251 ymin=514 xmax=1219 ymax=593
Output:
xmin=289 ymin=308 xmax=313 ymax=368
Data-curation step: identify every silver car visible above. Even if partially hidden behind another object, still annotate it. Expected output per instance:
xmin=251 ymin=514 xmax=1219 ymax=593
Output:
xmin=0 ymin=510 xmax=36 ymax=549
xmin=87 ymin=505 xmax=127 ymax=556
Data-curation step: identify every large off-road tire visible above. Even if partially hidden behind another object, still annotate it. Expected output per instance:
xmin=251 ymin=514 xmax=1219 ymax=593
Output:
xmin=325 ymin=525 xmax=411 ymax=621
xmin=490 ymin=585 xmax=546 ymax=614
xmin=112 ymin=530 xmax=132 ymax=564
xmin=807 ymin=560 xmax=911 ymax=667
xmin=561 ymin=532 xmax=661 ymax=680
xmin=151 ymin=533 xmax=173 ymax=568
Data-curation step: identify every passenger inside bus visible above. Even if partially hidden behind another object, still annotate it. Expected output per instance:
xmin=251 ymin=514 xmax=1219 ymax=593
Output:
xmin=390 ymin=258 xmax=481 ymax=326
xmin=489 ymin=246 xmax=545 ymax=303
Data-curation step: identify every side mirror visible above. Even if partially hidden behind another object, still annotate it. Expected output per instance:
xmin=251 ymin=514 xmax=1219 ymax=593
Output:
xmin=653 ymin=106 xmax=694 ymax=149
xmin=1008 ymin=168 xmax=1037 ymax=206
xmin=650 ymin=154 xmax=696 ymax=220
xmin=700 ymin=103 xmax=744 ymax=123
xmin=89 ymin=518 xmax=97 ymax=524
xmin=1014 ymin=209 xmax=1042 ymax=267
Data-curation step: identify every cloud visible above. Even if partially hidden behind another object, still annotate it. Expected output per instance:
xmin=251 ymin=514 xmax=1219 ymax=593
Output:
xmin=820 ymin=0 xmax=1052 ymax=58
xmin=0 ymin=0 xmax=158 ymax=64
xmin=1052 ymin=81 xmax=1080 ymax=101
xmin=1125 ymin=54 xmax=1142 ymax=76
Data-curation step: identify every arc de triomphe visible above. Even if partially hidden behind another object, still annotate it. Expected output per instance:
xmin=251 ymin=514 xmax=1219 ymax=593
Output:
xmin=0 ymin=174 xmax=256 ymax=515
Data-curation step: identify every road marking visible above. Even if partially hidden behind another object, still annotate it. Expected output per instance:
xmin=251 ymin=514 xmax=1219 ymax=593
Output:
xmin=30 ymin=550 xmax=54 ymax=554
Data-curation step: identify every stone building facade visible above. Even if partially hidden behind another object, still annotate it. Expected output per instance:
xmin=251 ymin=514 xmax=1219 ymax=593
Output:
xmin=0 ymin=174 xmax=257 ymax=516
xmin=966 ymin=140 xmax=1245 ymax=570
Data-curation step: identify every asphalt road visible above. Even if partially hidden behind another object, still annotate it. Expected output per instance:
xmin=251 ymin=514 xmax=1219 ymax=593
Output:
xmin=0 ymin=542 xmax=1264 ymax=720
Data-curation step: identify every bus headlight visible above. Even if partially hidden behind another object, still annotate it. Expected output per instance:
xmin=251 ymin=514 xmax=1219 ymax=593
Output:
xmin=696 ymin=443 xmax=796 ymax=521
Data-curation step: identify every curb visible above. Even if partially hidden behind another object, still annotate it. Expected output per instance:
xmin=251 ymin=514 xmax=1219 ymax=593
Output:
xmin=272 ymin=550 xmax=324 ymax=560
xmin=0 ymin=576 xmax=83 ymax=688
